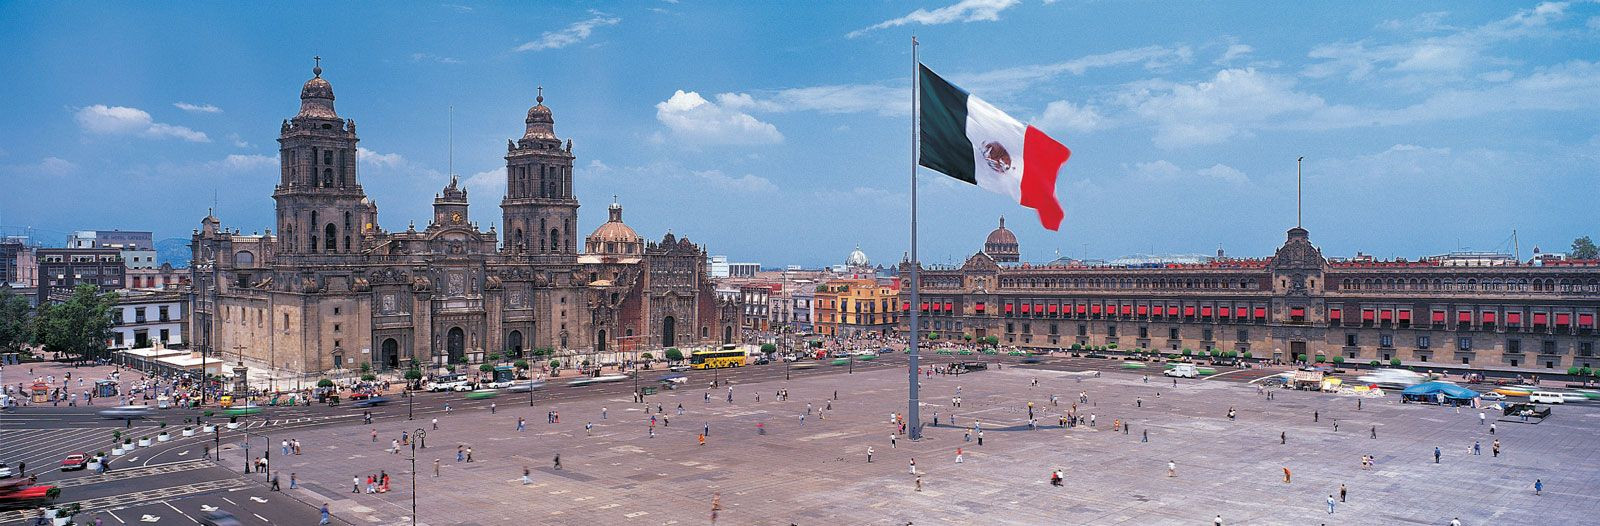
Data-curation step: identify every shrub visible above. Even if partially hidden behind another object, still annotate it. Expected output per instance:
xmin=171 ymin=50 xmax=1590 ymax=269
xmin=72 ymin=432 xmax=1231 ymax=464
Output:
xmin=1580 ymin=367 xmax=1594 ymax=377
xmin=928 ymin=332 xmax=940 ymax=340
xmin=760 ymin=343 xmax=777 ymax=354
xmin=1315 ymin=354 xmax=1328 ymax=363
xmin=1181 ymin=349 xmax=1193 ymax=357
xmin=1389 ymin=358 xmax=1402 ymax=366
xmin=404 ymin=368 xmax=422 ymax=381
xmin=513 ymin=359 xmax=530 ymax=371
xmin=665 ymin=348 xmax=684 ymax=362
xmin=1296 ymin=354 xmax=1308 ymax=363
xmin=640 ymin=352 xmax=654 ymax=360
xmin=360 ymin=362 xmax=371 ymax=373
xmin=1369 ymin=360 xmax=1381 ymax=366
xmin=1107 ymin=343 xmax=1118 ymax=349
xmin=1332 ymin=356 xmax=1345 ymax=364
xmin=1568 ymin=366 xmax=1581 ymax=375
xmin=964 ymin=334 xmax=974 ymax=341
xmin=1242 ymin=351 xmax=1253 ymax=359
xmin=548 ymin=359 xmax=561 ymax=369
xmin=478 ymin=363 xmax=494 ymax=373
xmin=1071 ymin=343 xmax=1082 ymax=351
xmin=361 ymin=373 xmax=377 ymax=381
xmin=316 ymin=378 xmax=334 ymax=388
xmin=488 ymin=352 xmax=502 ymax=362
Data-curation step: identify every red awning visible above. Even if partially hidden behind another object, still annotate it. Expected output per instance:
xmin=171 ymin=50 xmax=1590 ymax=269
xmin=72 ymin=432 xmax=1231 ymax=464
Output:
xmin=1580 ymin=314 xmax=1595 ymax=328
xmin=1091 ymin=304 xmax=1102 ymax=314
xmin=1033 ymin=304 xmax=1044 ymax=316
xmin=1534 ymin=312 xmax=1547 ymax=325
xmin=1183 ymin=306 xmax=1196 ymax=316
xmin=1004 ymin=303 xmax=1014 ymax=313
xmin=920 ymin=302 xmax=929 ymax=311
xmin=1120 ymin=305 xmax=1132 ymax=315
xmin=1048 ymin=304 xmax=1059 ymax=313
xmin=902 ymin=302 xmax=911 ymax=311
xmin=1399 ymin=309 xmax=1411 ymax=321
xmin=1021 ymin=304 xmax=1031 ymax=313
xmin=1556 ymin=313 xmax=1571 ymax=326
xmin=1330 ymin=308 xmax=1342 ymax=320
xmin=1507 ymin=312 xmax=1521 ymax=324
xmin=1483 ymin=312 xmax=1497 ymax=323
xmin=1458 ymin=311 xmax=1471 ymax=322
xmin=1380 ymin=309 xmax=1393 ymax=321
xmin=1220 ymin=306 xmax=1232 ymax=317
xmin=1254 ymin=307 xmax=1266 ymax=319
xmin=974 ymin=302 xmax=985 ymax=312
xmin=944 ymin=302 xmax=954 ymax=311
xmin=1076 ymin=304 xmax=1087 ymax=314
xmin=1361 ymin=309 xmax=1374 ymax=321
xmin=1201 ymin=307 xmax=1213 ymax=317
xmin=1290 ymin=307 xmax=1305 ymax=317
xmin=1137 ymin=305 xmax=1149 ymax=315
xmin=1432 ymin=311 xmax=1446 ymax=322
xmin=1236 ymin=307 xmax=1247 ymax=318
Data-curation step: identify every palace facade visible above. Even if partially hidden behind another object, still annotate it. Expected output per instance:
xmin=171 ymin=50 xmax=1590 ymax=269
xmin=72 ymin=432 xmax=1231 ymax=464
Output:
xmin=189 ymin=61 xmax=739 ymax=374
xmin=902 ymin=219 xmax=1600 ymax=372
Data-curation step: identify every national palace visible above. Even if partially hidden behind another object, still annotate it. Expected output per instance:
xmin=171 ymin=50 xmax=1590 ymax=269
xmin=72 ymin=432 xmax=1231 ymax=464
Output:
xmin=903 ymin=220 xmax=1600 ymax=371
xmin=188 ymin=60 xmax=739 ymax=374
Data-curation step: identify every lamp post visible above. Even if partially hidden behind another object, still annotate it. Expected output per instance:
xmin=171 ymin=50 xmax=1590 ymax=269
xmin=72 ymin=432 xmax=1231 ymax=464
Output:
xmin=406 ymin=388 xmax=413 ymax=421
xmin=410 ymin=427 xmax=423 ymax=526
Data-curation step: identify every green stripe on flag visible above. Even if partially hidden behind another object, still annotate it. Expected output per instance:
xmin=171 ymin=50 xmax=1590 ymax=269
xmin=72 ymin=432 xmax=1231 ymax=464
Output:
xmin=918 ymin=64 xmax=975 ymax=185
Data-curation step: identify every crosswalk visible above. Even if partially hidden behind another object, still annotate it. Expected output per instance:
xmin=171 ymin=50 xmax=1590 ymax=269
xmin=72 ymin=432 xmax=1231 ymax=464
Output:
xmin=50 ymin=459 xmax=211 ymax=488
xmin=0 ymin=478 xmax=249 ymax=524
xmin=0 ymin=425 xmax=161 ymax=471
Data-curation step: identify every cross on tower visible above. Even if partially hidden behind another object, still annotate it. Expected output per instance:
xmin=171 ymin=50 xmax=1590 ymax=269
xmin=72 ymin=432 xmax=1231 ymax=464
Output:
xmin=537 ymin=85 xmax=544 ymax=104
xmin=313 ymin=55 xmax=322 ymax=77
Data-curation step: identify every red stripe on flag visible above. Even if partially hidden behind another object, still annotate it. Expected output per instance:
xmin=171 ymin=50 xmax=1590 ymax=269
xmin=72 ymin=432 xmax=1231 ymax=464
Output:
xmin=1021 ymin=126 xmax=1069 ymax=231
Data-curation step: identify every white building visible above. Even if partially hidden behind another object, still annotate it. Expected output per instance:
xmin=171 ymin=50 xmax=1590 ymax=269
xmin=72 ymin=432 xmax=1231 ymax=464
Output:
xmin=110 ymin=290 xmax=185 ymax=350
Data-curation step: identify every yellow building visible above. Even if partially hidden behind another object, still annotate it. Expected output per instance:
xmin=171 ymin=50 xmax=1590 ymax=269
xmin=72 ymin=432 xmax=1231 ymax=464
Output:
xmin=815 ymin=278 xmax=899 ymax=338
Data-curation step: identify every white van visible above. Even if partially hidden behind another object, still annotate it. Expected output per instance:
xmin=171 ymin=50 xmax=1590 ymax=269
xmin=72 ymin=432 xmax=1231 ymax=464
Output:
xmin=1529 ymin=391 xmax=1565 ymax=404
xmin=1164 ymin=363 xmax=1198 ymax=378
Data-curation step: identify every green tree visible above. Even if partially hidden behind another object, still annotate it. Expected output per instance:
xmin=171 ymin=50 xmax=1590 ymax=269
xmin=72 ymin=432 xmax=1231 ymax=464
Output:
xmin=478 ymin=363 xmax=495 ymax=373
xmin=963 ymin=334 xmax=973 ymax=342
xmin=665 ymin=348 xmax=684 ymax=362
xmin=404 ymin=368 xmax=422 ymax=381
xmin=640 ymin=352 xmax=654 ymax=360
xmin=317 ymin=378 xmax=334 ymax=388
xmin=927 ymin=332 xmax=939 ymax=340
xmin=513 ymin=359 xmax=530 ymax=371
xmin=1571 ymin=236 xmax=1599 ymax=259
xmin=359 ymin=362 xmax=371 ymax=374
xmin=760 ymin=343 xmax=777 ymax=355
xmin=0 ymin=288 xmax=32 ymax=353
xmin=33 ymin=285 xmax=119 ymax=361
xmin=548 ymin=359 xmax=561 ymax=370
xmin=1332 ymin=356 xmax=1345 ymax=365
xmin=361 ymin=373 xmax=377 ymax=381
xmin=984 ymin=335 xmax=999 ymax=347
xmin=1389 ymin=358 xmax=1402 ymax=367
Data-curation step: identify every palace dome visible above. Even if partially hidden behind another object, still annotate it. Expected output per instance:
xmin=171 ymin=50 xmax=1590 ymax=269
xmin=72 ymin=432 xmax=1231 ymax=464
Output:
xmin=846 ymin=245 xmax=869 ymax=267
xmin=983 ymin=216 xmax=1020 ymax=263
xmin=298 ymin=58 xmax=338 ymax=119
xmin=586 ymin=199 xmax=643 ymax=255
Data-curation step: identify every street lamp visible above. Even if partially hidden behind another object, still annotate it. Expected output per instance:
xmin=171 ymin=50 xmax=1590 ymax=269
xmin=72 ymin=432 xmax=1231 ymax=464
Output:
xmin=410 ymin=427 xmax=424 ymax=526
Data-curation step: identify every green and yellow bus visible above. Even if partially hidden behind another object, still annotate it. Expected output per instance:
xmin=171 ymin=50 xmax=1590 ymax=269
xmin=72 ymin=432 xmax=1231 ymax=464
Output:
xmin=691 ymin=346 xmax=746 ymax=369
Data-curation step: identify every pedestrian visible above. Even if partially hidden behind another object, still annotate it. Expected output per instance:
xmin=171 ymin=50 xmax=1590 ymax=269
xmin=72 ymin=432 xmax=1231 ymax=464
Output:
xmin=1142 ymin=429 xmax=1148 ymax=443
xmin=909 ymin=458 xmax=916 ymax=475
xmin=1479 ymin=411 xmax=1486 ymax=425
xmin=1281 ymin=431 xmax=1287 ymax=444
xmin=282 ymin=439 xmax=290 ymax=456
xmin=366 ymin=475 xmax=375 ymax=494
xmin=585 ymin=422 xmax=593 ymax=436
xmin=1137 ymin=397 xmax=1142 ymax=408
xmin=955 ymin=448 xmax=963 ymax=464
xmin=456 ymin=445 xmax=464 ymax=462
xmin=1434 ymin=446 xmax=1442 ymax=463
xmin=1339 ymin=483 xmax=1346 ymax=502
xmin=704 ymin=423 xmax=710 ymax=437
xmin=1326 ymin=494 xmax=1336 ymax=514
xmin=271 ymin=472 xmax=280 ymax=491
xmin=1535 ymin=478 xmax=1543 ymax=495
xmin=517 ymin=417 xmax=526 ymax=432
xmin=710 ymin=493 xmax=721 ymax=525
xmin=391 ymin=439 xmax=399 ymax=454
xmin=553 ymin=453 xmax=562 ymax=470
xmin=964 ymin=428 xmax=971 ymax=442
xmin=1167 ymin=460 xmax=1176 ymax=477
xmin=352 ymin=476 xmax=360 ymax=493
xmin=867 ymin=446 xmax=874 ymax=463
xmin=1474 ymin=440 xmax=1481 ymax=456
xmin=431 ymin=417 xmax=438 ymax=430
xmin=371 ymin=429 xmax=378 ymax=442
xmin=521 ymin=466 xmax=532 ymax=485
xmin=466 ymin=447 xmax=474 ymax=462
xmin=890 ymin=433 xmax=896 ymax=448
xmin=1371 ymin=425 xmax=1377 ymax=439
xmin=602 ymin=407 xmax=607 ymax=419
xmin=1214 ymin=515 xmax=1223 ymax=526
xmin=1282 ymin=467 xmax=1292 ymax=483
xmin=1314 ymin=410 xmax=1318 ymax=422
xmin=1050 ymin=469 xmax=1063 ymax=486
xmin=433 ymin=459 xmax=440 ymax=477
xmin=319 ymin=503 xmax=330 ymax=525
xmin=915 ymin=475 xmax=922 ymax=492
xmin=290 ymin=472 xmax=297 ymax=489
xmin=977 ymin=430 xmax=984 ymax=446
xmin=1492 ymin=439 xmax=1500 ymax=457
xmin=698 ymin=433 xmax=706 ymax=446
xmin=1490 ymin=422 xmax=1496 ymax=434
xmin=1451 ymin=518 xmax=1461 ymax=526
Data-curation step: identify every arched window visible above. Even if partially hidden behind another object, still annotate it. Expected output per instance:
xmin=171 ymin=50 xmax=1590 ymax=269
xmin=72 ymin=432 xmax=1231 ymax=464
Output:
xmin=322 ymin=168 xmax=333 ymax=187
xmin=235 ymin=251 xmax=255 ymax=267
xmin=325 ymin=223 xmax=337 ymax=252
xmin=550 ymin=229 xmax=560 ymax=251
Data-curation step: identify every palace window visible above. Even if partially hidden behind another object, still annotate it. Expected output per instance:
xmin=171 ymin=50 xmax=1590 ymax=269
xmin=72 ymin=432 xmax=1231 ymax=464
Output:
xmin=1507 ymin=339 xmax=1521 ymax=353
xmin=1418 ymin=335 xmax=1431 ymax=349
xmin=1168 ymin=328 xmax=1179 ymax=340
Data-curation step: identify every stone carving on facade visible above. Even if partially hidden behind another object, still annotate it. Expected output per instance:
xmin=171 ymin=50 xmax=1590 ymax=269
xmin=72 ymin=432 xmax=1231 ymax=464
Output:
xmin=411 ymin=275 xmax=432 ymax=292
xmin=447 ymin=272 xmax=466 ymax=296
xmin=381 ymin=294 xmax=397 ymax=314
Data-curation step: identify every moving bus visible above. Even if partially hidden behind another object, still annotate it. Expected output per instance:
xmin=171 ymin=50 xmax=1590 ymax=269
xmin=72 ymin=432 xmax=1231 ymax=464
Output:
xmin=691 ymin=346 xmax=747 ymax=369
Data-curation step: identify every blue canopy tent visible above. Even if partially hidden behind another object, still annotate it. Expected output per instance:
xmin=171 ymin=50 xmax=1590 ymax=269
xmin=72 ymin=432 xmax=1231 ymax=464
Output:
xmin=1401 ymin=381 xmax=1480 ymax=404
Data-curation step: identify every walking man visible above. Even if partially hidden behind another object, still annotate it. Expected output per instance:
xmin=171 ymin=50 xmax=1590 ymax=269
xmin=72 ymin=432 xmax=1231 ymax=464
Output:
xmin=553 ymin=454 xmax=562 ymax=470
xmin=1493 ymin=439 xmax=1501 ymax=457
xmin=909 ymin=458 xmax=916 ymax=475
xmin=521 ymin=466 xmax=532 ymax=485
xmin=955 ymin=448 xmax=963 ymax=464
xmin=1371 ymin=425 xmax=1377 ymax=439
xmin=1339 ymin=483 xmax=1347 ymax=502
xmin=890 ymin=433 xmax=896 ymax=448
xmin=1281 ymin=431 xmax=1287 ymax=444
xmin=866 ymin=446 xmax=874 ymax=463
xmin=1535 ymin=478 xmax=1543 ymax=495
xmin=1434 ymin=446 xmax=1442 ymax=463
xmin=1326 ymin=494 xmax=1336 ymax=514
xmin=1474 ymin=440 xmax=1481 ymax=456
xmin=1167 ymin=460 xmax=1176 ymax=477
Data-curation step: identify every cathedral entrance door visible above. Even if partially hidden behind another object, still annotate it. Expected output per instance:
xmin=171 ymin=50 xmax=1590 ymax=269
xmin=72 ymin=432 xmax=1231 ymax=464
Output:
xmin=447 ymin=327 xmax=466 ymax=364
xmin=596 ymin=330 xmax=607 ymax=355
xmin=662 ymin=317 xmax=676 ymax=348
xmin=508 ymin=330 xmax=524 ymax=358
xmin=380 ymin=338 xmax=400 ymax=370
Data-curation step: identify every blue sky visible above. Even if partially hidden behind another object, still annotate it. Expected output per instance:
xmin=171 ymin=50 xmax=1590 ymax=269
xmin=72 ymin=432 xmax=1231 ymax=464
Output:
xmin=2 ymin=1 xmax=1597 ymax=267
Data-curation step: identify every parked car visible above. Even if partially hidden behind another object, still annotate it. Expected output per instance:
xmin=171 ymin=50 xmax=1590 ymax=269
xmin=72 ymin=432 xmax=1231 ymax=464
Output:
xmin=425 ymin=376 xmax=472 ymax=392
xmin=60 ymin=453 xmax=88 ymax=471
xmin=1529 ymin=392 xmax=1565 ymax=404
xmin=669 ymin=364 xmax=691 ymax=372
xmin=1164 ymin=363 xmax=1199 ymax=378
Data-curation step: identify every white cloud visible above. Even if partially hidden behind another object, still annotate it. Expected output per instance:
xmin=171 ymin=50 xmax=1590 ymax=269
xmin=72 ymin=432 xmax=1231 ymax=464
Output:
xmin=849 ymin=0 xmax=1020 ymax=38
xmin=227 ymin=132 xmax=252 ymax=148
xmin=1035 ymin=100 xmax=1103 ymax=134
xmin=956 ymin=45 xmax=1193 ymax=95
xmin=411 ymin=53 xmax=461 ymax=64
xmin=34 ymin=157 xmax=77 ymax=176
xmin=357 ymin=147 xmax=408 ymax=168
xmin=1122 ymin=68 xmax=1325 ymax=148
xmin=692 ymin=169 xmax=777 ymax=193
xmin=1196 ymin=163 xmax=1248 ymax=184
xmin=464 ymin=167 xmax=505 ymax=197
xmin=1215 ymin=44 xmax=1254 ymax=65
xmin=716 ymin=84 xmax=906 ymax=116
xmin=1130 ymin=160 xmax=1181 ymax=179
xmin=173 ymin=102 xmax=222 ymax=113
xmin=655 ymin=90 xmax=783 ymax=145
xmin=1304 ymin=2 xmax=1572 ymax=83
xmin=515 ymin=11 xmax=620 ymax=51
xmin=209 ymin=154 xmax=277 ymax=171
xmin=1376 ymin=11 xmax=1456 ymax=33
xmin=356 ymin=148 xmax=443 ymax=181
xmin=74 ymin=104 xmax=210 ymax=142
xmin=583 ymin=159 xmax=611 ymax=176
xmin=442 ymin=3 xmax=473 ymax=12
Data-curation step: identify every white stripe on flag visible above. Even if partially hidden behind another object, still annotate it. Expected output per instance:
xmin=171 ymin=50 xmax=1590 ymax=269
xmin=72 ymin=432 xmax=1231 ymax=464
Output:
xmin=963 ymin=94 xmax=1027 ymax=203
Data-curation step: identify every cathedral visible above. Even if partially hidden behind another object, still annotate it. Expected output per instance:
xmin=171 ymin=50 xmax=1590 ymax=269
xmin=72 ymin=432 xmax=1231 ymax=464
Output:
xmin=189 ymin=60 xmax=740 ymax=374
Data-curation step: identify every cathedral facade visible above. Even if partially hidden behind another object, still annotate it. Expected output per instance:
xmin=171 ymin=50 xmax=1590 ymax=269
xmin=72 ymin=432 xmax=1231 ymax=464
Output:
xmin=189 ymin=61 xmax=740 ymax=374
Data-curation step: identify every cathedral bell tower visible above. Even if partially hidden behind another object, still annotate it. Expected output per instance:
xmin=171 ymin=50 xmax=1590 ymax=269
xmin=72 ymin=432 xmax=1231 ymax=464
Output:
xmin=273 ymin=57 xmax=372 ymax=256
xmin=501 ymin=87 xmax=579 ymax=259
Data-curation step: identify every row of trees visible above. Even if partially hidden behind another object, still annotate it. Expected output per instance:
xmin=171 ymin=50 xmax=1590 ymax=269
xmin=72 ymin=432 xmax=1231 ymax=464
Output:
xmin=0 ymin=285 xmax=120 ymax=361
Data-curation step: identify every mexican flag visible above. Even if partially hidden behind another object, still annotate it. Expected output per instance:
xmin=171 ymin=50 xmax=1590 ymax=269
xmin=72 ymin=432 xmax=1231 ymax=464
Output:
xmin=918 ymin=64 xmax=1071 ymax=231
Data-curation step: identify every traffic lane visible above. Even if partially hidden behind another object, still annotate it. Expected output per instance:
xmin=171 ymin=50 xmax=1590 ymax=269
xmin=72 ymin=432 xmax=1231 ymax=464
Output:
xmin=92 ymin=490 xmax=331 ymax=526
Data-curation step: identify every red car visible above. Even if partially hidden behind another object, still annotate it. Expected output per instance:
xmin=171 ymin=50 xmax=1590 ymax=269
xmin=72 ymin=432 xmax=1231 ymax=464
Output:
xmin=60 ymin=453 xmax=88 ymax=471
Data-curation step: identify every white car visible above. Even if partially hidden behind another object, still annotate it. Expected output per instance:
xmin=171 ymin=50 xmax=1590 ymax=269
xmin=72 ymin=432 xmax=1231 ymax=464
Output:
xmin=425 ymin=377 xmax=472 ymax=392
xmin=0 ymin=462 xmax=14 ymax=478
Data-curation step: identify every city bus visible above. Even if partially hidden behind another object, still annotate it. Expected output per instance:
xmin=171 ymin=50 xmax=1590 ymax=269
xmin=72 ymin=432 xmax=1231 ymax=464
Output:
xmin=691 ymin=346 xmax=747 ymax=369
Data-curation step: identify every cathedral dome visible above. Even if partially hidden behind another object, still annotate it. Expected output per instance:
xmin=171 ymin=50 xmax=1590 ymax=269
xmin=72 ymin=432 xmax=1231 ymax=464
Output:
xmin=983 ymin=216 xmax=1020 ymax=263
xmin=846 ymin=245 xmax=869 ymax=267
xmin=297 ymin=57 xmax=338 ymax=119
xmin=522 ymin=88 xmax=557 ymax=141
xmin=586 ymin=199 xmax=643 ymax=255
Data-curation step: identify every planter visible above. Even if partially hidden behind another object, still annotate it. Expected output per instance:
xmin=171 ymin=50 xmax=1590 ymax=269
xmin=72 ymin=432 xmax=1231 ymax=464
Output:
xmin=53 ymin=517 xmax=70 ymax=526
xmin=138 ymin=438 xmax=152 ymax=447
xmin=202 ymin=425 xmax=216 ymax=433
xmin=112 ymin=447 xmax=125 ymax=455
xmin=226 ymin=423 xmax=240 ymax=430
xmin=86 ymin=461 xmax=102 ymax=472
xmin=157 ymin=433 xmax=171 ymax=442
xmin=182 ymin=428 xmax=196 ymax=437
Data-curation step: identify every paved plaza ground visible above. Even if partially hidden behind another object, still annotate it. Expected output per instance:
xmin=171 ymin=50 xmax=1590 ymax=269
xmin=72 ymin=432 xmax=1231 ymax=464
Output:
xmin=231 ymin=361 xmax=1600 ymax=526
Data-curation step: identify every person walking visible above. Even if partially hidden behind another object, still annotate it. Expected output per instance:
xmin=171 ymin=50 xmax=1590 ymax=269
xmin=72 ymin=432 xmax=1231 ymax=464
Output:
xmin=1339 ymin=483 xmax=1347 ymax=502
xmin=914 ymin=474 xmax=923 ymax=492
xmin=521 ymin=466 xmax=532 ymax=485
xmin=433 ymin=459 xmax=440 ymax=477
xmin=431 ymin=417 xmax=438 ymax=430
xmin=1474 ymin=440 xmax=1481 ymax=456
xmin=1370 ymin=425 xmax=1377 ymax=439
xmin=1281 ymin=431 xmax=1287 ymax=444
xmin=1326 ymin=494 xmax=1336 ymax=514
xmin=890 ymin=433 xmax=896 ymax=448
xmin=1313 ymin=410 xmax=1318 ymax=423
xmin=1534 ymin=478 xmax=1543 ymax=495
xmin=698 ymin=433 xmax=706 ymax=446
xmin=1490 ymin=422 xmax=1497 ymax=434
xmin=710 ymin=493 xmax=721 ymax=525
xmin=553 ymin=453 xmax=562 ymax=470
xmin=517 ymin=417 xmax=526 ymax=432
xmin=977 ymin=430 xmax=984 ymax=446
xmin=290 ymin=472 xmax=297 ymax=489
xmin=352 ymin=476 xmax=360 ymax=493
xmin=456 ymin=445 xmax=464 ymax=462
xmin=1142 ymin=429 xmax=1149 ymax=443
xmin=866 ymin=446 xmax=874 ymax=463
xmin=490 ymin=402 xmax=496 ymax=414
xmin=1434 ymin=446 xmax=1442 ymax=463
xmin=1479 ymin=411 xmax=1486 ymax=425
xmin=955 ymin=448 xmax=964 ymax=464
xmin=602 ymin=407 xmax=608 ymax=420
xmin=908 ymin=458 xmax=916 ymax=475
xmin=1492 ymin=439 xmax=1501 ymax=457
xmin=319 ymin=504 xmax=330 ymax=525
xmin=1282 ymin=467 xmax=1292 ymax=483
xmin=1166 ymin=460 xmax=1177 ymax=477
xmin=270 ymin=472 xmax=280 ymax=491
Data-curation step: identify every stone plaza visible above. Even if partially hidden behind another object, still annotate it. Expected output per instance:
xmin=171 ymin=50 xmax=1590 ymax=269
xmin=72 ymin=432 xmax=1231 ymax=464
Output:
xmin=234 ymin=359 xmax=1600 ymax=525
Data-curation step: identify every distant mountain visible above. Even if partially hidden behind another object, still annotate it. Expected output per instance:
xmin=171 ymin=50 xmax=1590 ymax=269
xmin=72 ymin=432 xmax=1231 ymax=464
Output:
xmin=156 ymin=238 xmax=192 ymax=268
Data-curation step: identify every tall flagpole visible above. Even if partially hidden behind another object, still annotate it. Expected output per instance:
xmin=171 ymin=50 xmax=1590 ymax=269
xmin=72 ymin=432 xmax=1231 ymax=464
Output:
xmin=907 ymin=35 xmax=922 ymax=440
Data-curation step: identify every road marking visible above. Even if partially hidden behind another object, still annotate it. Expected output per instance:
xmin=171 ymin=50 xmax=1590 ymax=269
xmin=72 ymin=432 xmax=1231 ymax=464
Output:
xmin=249 ymin=496 xmax=268 ymax=503
xmin=163 ymin=500 xmax=195 ymax=523
xmin=253 ymin=513 xmax=269 ymax=522
xmin=139 ymin=514 xmax=161 ymax=522
xmin=1201 ymin=369 xmax=1257 ymax=380
xmin=200 ymin=505 xmax=219 ymax=512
